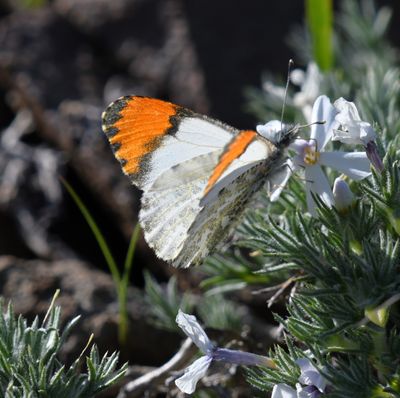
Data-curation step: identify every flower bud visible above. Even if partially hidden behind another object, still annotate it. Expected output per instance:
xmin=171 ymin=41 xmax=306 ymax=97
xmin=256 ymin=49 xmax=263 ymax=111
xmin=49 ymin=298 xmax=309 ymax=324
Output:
xmin=333 ymin=178 xmax=354 ymax=213
xmin=365 ymin=306 xmax=389 ymax=328
xmin=366 ymin=141 xmax=384 ymax=173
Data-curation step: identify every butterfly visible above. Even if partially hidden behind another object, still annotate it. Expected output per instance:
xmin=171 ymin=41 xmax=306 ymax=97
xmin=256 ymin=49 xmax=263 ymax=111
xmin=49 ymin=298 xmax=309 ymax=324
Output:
xmin=101 ymin=95 xmax=298 ymax=268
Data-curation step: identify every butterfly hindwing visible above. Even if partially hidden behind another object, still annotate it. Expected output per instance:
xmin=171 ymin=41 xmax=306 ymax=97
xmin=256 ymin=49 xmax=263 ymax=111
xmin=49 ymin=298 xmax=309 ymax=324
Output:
xmin=173 ymin=161 xmax=269 ymax=268
xmin=139 ymin=151 xmax=222 ymax=261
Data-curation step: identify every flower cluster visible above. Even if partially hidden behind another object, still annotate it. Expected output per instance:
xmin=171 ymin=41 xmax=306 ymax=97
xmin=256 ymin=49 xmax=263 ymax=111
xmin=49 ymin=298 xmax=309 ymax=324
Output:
xmin=257 ymin=95 xmax=383 ymax=215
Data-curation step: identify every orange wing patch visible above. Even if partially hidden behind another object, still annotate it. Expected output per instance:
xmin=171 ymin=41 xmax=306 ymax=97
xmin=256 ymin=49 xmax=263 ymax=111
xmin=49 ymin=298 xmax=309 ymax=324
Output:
xmin=204 ymin=130 xmax=256 ymax=195
xmin=102 ymin=96 xmax=179 ymax=176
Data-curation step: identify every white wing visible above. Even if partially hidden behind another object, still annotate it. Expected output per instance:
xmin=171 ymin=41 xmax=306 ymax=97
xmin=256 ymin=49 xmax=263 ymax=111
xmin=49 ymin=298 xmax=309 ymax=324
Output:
xmin=139 ymin=151 xmax=221 ymax=261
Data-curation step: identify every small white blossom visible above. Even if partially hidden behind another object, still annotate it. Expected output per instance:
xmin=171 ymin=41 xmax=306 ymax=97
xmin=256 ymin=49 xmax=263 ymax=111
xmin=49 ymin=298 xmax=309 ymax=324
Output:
xmin=291 ymin=62 xmax=322 ymax=122
xmin=175 ymin=310 xmax=214 ymax=394
xmin=262 ymin=62 xmax=321 ymax=122
xmin=333 ymin=98 xmax=383 ymax=171
xmin=262 ymin=81 xmax=287 ymax=101
xmin=271 ymin=359 xmax=327 ymax=398
xmin=175 ymin=310 xmax=274 ymax=394
xmin=333 ymin=98 xmax=377 ymax=145
xmin=296 ymin=358 xmax=326 ymax=393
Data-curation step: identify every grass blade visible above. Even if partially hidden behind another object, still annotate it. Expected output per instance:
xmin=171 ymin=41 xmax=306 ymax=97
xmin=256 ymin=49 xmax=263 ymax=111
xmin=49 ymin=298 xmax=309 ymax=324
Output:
xmin=60 ymin=177 xmax=121 ymax=285
xmin=118 ymin=224 xmax=141 ymax=345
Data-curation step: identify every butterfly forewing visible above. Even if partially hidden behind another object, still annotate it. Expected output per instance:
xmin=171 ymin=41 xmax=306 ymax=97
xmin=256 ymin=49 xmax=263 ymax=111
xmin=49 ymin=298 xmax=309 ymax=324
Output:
xmin=102 ymin=96 xmax=237 ymax=190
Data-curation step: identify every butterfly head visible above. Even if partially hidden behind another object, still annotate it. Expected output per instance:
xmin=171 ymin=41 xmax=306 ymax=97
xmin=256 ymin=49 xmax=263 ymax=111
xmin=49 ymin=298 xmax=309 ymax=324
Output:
xmin=275 ymin=124 xmax=299 ymax=148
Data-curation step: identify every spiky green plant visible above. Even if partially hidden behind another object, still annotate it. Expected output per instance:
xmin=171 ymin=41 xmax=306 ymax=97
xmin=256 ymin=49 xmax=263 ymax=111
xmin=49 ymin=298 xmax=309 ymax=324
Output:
xmin=0 ymin=292 xmax=127 ymax=397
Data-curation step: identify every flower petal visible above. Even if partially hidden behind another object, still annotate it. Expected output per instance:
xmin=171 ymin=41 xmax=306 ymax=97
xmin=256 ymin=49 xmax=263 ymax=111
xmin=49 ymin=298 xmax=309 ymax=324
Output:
xmin=331 ymin=129 xmax=360 ymax=145
xmin=290 ymin=68 xmax=305 ymax=86
xmin=176 ymin=310 xmax=213 ymax=353
xmin=297 ymin=385 xmax=322 ymax=398
xmin=334 ymin=97 xmax=361 ymax=123
xmin=175 ymin=355 xmax=212 ymax=394
xmin=319 ymin=151 xmax=371 ymax=180
xmin=271 ymin=383 xmax=297 ymax=398
xmin=332 ymin=98 xmax=378 ymax=147
xmin=305 ymin=186 xmax=317 ymax=216
xmin=332 ymin=121 xmax=377 ymax=146
xmin=310 ymin=95 xmax=338 ymax=151
xmin=305 ymin=165 xmax=334 ymax=216
xmin=358 ymin=122 xmax=377 ymax=144
xmin=292 ymin=63 xmax=321 ymax=122
xmin=263 ymin=81 xmax=287 ymax=100
xmin=296 ymin=358 xmax=327 ymax=393
xmin=290 ymin=139 xmax=309 ymax=153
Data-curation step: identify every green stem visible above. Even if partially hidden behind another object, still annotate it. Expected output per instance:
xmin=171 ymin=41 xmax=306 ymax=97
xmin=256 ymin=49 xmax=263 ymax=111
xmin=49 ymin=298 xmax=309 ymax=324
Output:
xmin=306 ymin=0 xmax=334 ymax=71
xmin=118 ymin=224 xmax=141 ymax=345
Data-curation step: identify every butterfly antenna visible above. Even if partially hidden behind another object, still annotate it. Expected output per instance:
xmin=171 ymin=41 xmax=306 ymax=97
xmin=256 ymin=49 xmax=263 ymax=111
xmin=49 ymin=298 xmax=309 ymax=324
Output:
xmin=279 ymin=59 xmax=294 ymax=141
xmin=296 ymin=120 xmax=326 ymax=130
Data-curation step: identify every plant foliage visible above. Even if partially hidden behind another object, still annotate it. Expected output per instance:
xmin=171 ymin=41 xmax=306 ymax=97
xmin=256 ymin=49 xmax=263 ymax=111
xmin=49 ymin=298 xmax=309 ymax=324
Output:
xmin=0 ymin=294 xmax=127 ymax=397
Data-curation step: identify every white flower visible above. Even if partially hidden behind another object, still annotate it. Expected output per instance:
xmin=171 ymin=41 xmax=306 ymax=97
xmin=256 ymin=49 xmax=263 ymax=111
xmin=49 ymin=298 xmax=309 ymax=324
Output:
xmin=271 ymin=359 xmax=327 ymax=398
xmin=333 ymin=98 xmax=376 ymax=146
xmin=282 ymin=95 xmax=371 ymax=215
xmin=175 ymin=310 xmax=214 ymax=394
xmin=175 ymin=310 xmax=274 ymax=394
xmin=291 ymin=62 xmax=322 ymax=122
xmin=296 ymin=359 xmax=326 ymax=393
xmin=333 ymin=97 xmax=383 ymax=172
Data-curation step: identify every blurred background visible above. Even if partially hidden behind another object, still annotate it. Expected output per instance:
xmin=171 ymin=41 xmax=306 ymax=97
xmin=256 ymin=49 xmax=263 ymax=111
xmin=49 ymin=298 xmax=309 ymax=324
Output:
xmin=0 ymin=0 xmax=399 ymax=396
